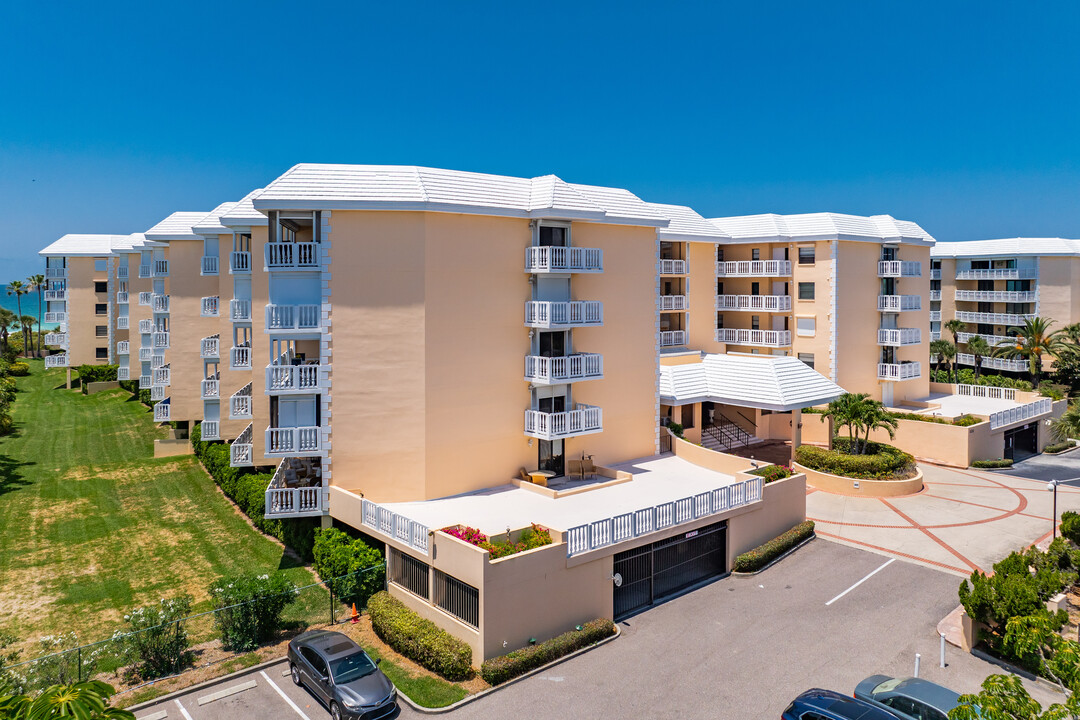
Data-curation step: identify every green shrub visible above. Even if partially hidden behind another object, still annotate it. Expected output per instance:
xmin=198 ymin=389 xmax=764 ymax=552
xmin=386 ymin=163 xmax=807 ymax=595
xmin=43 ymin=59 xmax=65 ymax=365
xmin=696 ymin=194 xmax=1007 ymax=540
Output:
xmin=733 ymin=520 xmax=815 ymax=572
xmin=800 ymin=407 xmax=826 ymax=415
xmin=209 ymin=572 xmax=299 ymax=651
xmin=76 ymin=364 xmax=118 ymax=393
xmin=311 ymin=528 xmax=385 ymax=608
xmin=972 ymin=459 xmax=1013 ymax=468
xmin=115 ymin=595 xmax=193 ymax=680
xmin=666 ymin=422 xmax=684 ymax=438
xmin=888 ymin=411 xmax=979 ymax=427
xmin=749 ymin=464 xmax=794 ymax=483
xmin=795 ymin=440 xmax=915 ymax=480
xmin=367 ymin=592 xmax=473 ymax=680
xmin=8 ymin=362 xmax=29 ymax=377
xmin=1039 ymin=381 xmax=1067 ymax=401
xmin=954 ymin=414 xmax=979 ymax=427
xmin=1045 ymin=440 xmax=1076 ymax=455
xmin=1061 ymin=512 xmax=1080 ymax=546
xmin=480 ymin=619 xmax=616 ymax=685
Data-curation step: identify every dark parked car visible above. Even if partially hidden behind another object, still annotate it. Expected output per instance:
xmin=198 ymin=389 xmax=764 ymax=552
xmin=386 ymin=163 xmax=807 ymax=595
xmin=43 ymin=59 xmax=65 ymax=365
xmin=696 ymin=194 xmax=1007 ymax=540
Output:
xmin=287 ymin=630 xmax=397 ymax=720
xmin=854 ymin=675 xmax=961 ymax=720
xmin=783 ymin=688 xmax=902 ymax=720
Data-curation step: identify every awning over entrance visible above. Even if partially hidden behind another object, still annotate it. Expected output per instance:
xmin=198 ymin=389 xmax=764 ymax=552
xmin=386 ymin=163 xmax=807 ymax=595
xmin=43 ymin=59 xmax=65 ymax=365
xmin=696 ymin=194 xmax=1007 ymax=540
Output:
xmin=659 ymin=352 xmax=845 ymax=412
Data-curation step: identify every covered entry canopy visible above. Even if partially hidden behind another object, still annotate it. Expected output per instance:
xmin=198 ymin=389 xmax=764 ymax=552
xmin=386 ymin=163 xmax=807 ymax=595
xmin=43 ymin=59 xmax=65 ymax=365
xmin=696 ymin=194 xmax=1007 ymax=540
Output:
xmin=659 ymin=352 xmax=845 ymax=411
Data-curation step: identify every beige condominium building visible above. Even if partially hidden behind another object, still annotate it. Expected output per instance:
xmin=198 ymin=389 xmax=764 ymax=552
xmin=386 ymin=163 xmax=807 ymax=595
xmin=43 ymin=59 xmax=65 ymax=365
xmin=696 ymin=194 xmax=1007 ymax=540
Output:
xmin=930 ymin=238 xmax=1080 ymax=374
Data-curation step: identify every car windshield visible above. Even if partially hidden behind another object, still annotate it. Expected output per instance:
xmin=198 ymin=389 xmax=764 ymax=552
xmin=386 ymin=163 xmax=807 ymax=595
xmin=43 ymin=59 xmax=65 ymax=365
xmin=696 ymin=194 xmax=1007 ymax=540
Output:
xmin=330 ymin=651 xmax=377 ymax=684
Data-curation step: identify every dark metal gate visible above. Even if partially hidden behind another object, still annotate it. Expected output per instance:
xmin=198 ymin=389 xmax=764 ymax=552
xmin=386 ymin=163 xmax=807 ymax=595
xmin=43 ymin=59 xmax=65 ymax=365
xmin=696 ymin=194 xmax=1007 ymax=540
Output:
xmin=613 ymin=521 xmax=727 ymax=620
xmin=1004 ymin=422 xmax=1038 ymax=461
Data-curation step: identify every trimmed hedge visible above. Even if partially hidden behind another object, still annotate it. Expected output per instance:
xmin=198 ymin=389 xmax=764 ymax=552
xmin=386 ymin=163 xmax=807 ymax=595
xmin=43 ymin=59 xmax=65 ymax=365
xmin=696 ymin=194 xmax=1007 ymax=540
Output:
xmin=8 ymin=362 xmax=29 ymax=377
xmin=76 ymin=364 xmax=118 ymax=393
xmin=311 ymin=528 xmax=385 ymax=609
xmin=733 ymin=520 xmax=815 ymax=573
xmin=480 ymin=618 xmax=616 ymax=685
xmin=795 ymin=440 xmax=915 ymax=480
xmin=367 ymin=591 xmax=473 ymax=681
xmin=1045 ymin=441 xmax=1077 ymax=455
xmin=972 ymin=459 xmax=1013 ymax=469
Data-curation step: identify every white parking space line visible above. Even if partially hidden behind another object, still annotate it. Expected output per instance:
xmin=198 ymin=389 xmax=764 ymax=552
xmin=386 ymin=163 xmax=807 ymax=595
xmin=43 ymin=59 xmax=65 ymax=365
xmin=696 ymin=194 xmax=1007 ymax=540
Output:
xmin=825 ymin=558 xmax=895 ymax=606
xmin=174 ymin=699 xmax=195 ymax=720
xmin=261 ymin=669 xmax=312 ymax=720
xmin=197 ymin=679 xmax=258 ymax=705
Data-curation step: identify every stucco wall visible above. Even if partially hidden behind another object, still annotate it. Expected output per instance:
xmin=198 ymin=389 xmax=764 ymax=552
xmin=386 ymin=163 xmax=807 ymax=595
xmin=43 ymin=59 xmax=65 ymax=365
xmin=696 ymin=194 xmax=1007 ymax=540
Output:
xmin=166 ymin=239 xmax=219 ymax=423
xmin=66 ymin=256 xmax=108 ymax=366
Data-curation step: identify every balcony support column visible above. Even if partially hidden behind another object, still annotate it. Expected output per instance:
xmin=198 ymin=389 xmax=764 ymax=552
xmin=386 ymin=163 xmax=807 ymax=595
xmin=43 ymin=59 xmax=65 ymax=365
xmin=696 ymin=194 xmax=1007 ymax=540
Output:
xmin=790 ymin=407 xmax=802 ymax=466
xmin=66 ymin=367 xmax=71 ymax=390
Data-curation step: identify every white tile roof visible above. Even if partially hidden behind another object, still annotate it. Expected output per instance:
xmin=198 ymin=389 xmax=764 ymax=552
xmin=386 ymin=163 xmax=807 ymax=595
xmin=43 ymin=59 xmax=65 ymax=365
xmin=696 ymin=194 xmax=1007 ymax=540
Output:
xmin=649 ymin=203 xmax=731 ymax=242
xmin=708 ymin=212 xmax=935 ymax=246
xmin=144 ymin=212 xmax=210 ymax=241
xmin=220 ymin=188 xmax=268 ymax=227
xmin=39 ymin=234 xmax=126 ymax=257
xmin=930 ymin=238 xmax=1080 ymax=258
xmin=659 ymin=352 xmax=845 ymax=411
xmin=192 ymin=202 xmax=239 ymax=235
xmin=252 ymin=164 xmax=670 ymax=226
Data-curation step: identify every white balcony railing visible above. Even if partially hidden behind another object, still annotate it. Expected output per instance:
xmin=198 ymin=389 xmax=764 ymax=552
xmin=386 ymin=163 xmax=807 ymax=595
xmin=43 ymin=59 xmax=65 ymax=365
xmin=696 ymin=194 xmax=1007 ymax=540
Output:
xmin=139 ymin=374 xmax=152 ymax=389
xmin=150 ymin=354 xmax=165 ymax=369
xmin=877 ymin=362 xmax=922 ymax=381
xmin=117 ymin=367 xmax=130 ymax=381
xmin=138 ymin=291 xmax=152 ymax=306
xmin=957 ymin=332 xmax=1020 ymax=347
xmin=230 ymin=251 xmax=251 ymax=273
xmin=524 ymin=354 xmax=603 ymax=384
xmin=44 ymin=354 xmax=69 ymax=368
xmin=878 ymin=260 xmax=922 ymax=277
xmin=929 ymin=290 xmax=941 ymax=301
xmin=154 ymin=401 xmax=170 ymax=423
xmin=116 ymin=316 xmax=129 ymax=330
xmin=152 ymin=365 xmax=170 ymax=386
xmin=716 ymin=260 xmax=792 ymax=277
xmin=956 ymin=384 xmax=1017 ymax=401
xmin=138 ymin=319 xmax=153 ymax=334
xmin=150 ymin=385 xmax=165 ymax=402
xmin=956 ymin=353 xmax=1030 ymax=373
xmin=659 ymin=295 xmax=689 ymax=311
xmin=44 ymin=312 xmax=67 ymax=324
xmin=877 ymin=328 xmax=922 ymax=346
xmin=230 ymin=424 xmax=253 ymax=467
xmin=956 ymin=268 xmax=1037 ymax=280
xmin=230 ymin=384 xmax=253 ymax=419
xmin=45 ymin=289 xmax=66 ymax=301
xmin=265 ymin=242 xmax=319 ymax=270
xmin=930 ymin=311 xmax=942 ymax=322
xmin=524 ymin=246 xmax=603 ymax=273
xmin=265 ymin=461 xmax=327 ymax=518
xmin=152 ymin=259 xmax=169 ymax=276
xmin=201 ymin=256 xmax=219 ymax=275
xmin=139 ymin=347 xmax=152 ymax=361
xmin=116 ymin=291 xmax=128 ymax=304
xmin=230 ymin=298 xmax=251 ymax=322
xmin=265 ymin=426 xmax=321 ymax=455
xmin=265 ymin=304 xmax=320 ymax=331
xmin=138 ymin=264 xmax=151 ymax=278
xmin=360 ymin=499 xmax=431 ymax=555
xmin=202 ymin=375 xmax=220 ymax=399
xmin=116 ymin=341 xmax=129 ymax=355
xmin=46 ymin=267 xmax=67 ymax=279
xmin=524 ymin=404 xmax=603 ymax=440
xmin=201 ymin=420 xmax=220 ymax=440
xmin=930 ymin=268 xmax=941 ymax=280
xmin=955 ymin=290 xmax=1038 ymax=303
xmin=716 ymin=294 xmax=792 ymax=312
xmin=152 ymin=331 xmax=169 ymax=349
xmin=659 ymin=259 xmax=688 ymax=275
xmin=524 ymin=301 xmax=603 ymax=328
xmin=202 ymin=296 xmax=219 ymax=317
xmin=45 ymin=332 xmax=68 ymax=347
xmin=659 ymin=330 xmax=687 ymax=347
xmin=116 ymin=265 xmax=128 ymax=280
xmin=955 ymin=311 xmax=1036 ymax=326
xmin=989 ymin=398 xmax=1054 ymax=430
xmin=230 ymin=346 xmax=251 ymax=370
xmin=152 ymin=294 xmax=169 ymax=313
xmin=716 ymin=328 xmax=792 ymax=347
xmin=266 ymin=361 xmax=325 ymax=394
xmin=930 ymin=331 xmax=941 ymax=341
xmin=877 ymin=295 xmax=921 ymax=312
xmin=201 ymin=336 xmax=220 ymax=359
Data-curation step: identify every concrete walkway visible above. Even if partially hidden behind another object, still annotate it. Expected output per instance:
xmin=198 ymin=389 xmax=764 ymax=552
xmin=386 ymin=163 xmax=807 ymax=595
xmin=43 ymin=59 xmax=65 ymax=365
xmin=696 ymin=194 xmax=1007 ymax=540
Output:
xmin=807 ymin=463 xmax=1080 ymax=575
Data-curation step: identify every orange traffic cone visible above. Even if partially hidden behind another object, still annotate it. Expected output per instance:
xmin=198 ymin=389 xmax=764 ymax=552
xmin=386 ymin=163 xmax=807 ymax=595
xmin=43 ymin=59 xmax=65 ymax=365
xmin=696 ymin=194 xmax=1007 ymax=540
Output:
xmin=350 ymin=603 xmax=359 ymax=624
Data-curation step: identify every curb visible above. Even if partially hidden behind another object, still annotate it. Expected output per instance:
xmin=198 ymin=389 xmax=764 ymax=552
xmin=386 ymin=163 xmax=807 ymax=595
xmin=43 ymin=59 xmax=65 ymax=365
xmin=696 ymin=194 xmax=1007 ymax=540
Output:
xmin=731 ymin=534 xmax=816 ymax=576
xmin=970 ymin=648 xmax=1066 ymax=695
xmin=399 ymin=625 xmax=622 ymax=714
xmin=125 ymin=656 xmax=288 ymax=712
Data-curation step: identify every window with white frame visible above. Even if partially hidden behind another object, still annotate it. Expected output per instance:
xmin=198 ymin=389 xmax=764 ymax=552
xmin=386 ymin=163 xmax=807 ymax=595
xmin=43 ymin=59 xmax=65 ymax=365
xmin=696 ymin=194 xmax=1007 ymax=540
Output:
xmin=796 ymin=317 xmax=816 ymax=337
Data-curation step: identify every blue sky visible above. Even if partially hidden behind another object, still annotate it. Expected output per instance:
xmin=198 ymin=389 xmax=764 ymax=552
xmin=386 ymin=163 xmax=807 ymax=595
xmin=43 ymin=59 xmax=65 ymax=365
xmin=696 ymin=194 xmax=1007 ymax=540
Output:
xmin=1 ymin=0 xmax=1078 ymax=278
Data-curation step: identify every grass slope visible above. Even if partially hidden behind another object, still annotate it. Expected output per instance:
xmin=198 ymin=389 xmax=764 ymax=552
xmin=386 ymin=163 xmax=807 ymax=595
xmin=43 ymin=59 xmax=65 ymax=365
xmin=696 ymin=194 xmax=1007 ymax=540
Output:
xmin=0 ymin=361 xmax=317 ymax=651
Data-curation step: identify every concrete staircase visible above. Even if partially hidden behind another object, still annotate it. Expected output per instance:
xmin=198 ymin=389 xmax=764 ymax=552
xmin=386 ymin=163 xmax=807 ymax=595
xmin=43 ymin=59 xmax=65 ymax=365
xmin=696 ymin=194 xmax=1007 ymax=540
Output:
xmin=700 ymin=417 xmax=763 ymax=453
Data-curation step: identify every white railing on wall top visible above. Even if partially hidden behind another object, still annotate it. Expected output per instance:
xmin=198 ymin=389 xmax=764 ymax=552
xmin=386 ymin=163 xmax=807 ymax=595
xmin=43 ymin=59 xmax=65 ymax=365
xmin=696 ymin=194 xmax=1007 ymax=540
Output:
xmin=361 ymin=499 xmax=430 ymax=555
xmin=956 ymin=384 xmax=1016 ymax=401
xmin=524 ymin=246 xmax=603 ymax=273
xmin=956 ymin=268 xmax=1037 ymax=280
xmin=989 ymin=398 xmax=1053 ymax=430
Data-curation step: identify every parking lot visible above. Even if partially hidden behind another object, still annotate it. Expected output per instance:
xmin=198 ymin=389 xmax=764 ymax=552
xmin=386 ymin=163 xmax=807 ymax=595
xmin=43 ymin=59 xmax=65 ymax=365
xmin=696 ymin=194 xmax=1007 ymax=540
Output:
xmin=132 ymin=540 xmax=1061 ymax=720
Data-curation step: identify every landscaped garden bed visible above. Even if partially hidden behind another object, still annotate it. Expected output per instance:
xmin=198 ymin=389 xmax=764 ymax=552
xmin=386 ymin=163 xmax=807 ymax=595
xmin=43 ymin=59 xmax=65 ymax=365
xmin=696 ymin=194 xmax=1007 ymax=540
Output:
xmin=480 ymin=618 xmax=616 ymax=685
xmin=795 ymin=439 xmax=917 ymax=480
xmin=1045 ymin=440 xmax=1077 ymax=455
xmin=971 ymin=458 xmax=1014 ymax=469
xmin=733 ymin=520 xmax=815 ymax=573
xmin=749 ymin=464 xmax=794 ymax=483
xmin=441 ymin=523 xmax=553 ymax=559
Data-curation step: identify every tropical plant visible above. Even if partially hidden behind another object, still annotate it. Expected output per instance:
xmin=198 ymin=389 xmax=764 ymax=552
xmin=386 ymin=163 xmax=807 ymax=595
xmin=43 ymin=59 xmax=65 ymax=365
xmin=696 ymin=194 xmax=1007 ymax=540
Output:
xmin=19 ymin=317 xmax=36 ymax=360
xmin=6 ymin=281 xmax=27 ymax=357
xmin=930 ymin=339 xmax=956 ymax=382
xmin=965 ymin=335 xmax=992 ymax=379
xmin=209 ymin=572 xmax=299 ymax=651
xmin=0 ymin=308 xmax=14 ymax=354
xmin=944 ymin=318 xmax=967 ymax=346
xmin=857 ymin=402 xmax=899 ymax=455
xmin=949 ymin=673 xmax=1080 ymax=719
xmin=993 ymin=317 xmax=1068 ymax=386
xmin=1052 ymin=401 xmax=1080 ymax=444
xmin=817 ymin=392 xmax=873 ymax=447
xmin=0 ymin=680 xmax=135 ymax=720
xmin=27 ymin=274 xmax=44 ymax=358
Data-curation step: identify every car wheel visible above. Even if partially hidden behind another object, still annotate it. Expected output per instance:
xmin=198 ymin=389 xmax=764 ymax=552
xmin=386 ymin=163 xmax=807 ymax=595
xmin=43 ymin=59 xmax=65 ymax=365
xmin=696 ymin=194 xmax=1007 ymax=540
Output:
xmin=330 ymin=702 xmax=342 ymax=720
xmin=290 ymin=663 xmax=301 ymax=686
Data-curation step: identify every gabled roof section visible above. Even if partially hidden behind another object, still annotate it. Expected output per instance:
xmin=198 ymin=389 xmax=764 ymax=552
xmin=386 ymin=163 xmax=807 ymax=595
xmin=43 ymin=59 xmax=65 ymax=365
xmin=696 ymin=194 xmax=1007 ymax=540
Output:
xmin=144 ymin=212 xmax=209 ymax=241
xmin=39 ymin=234 xmax=122 ymax=257
xmin=220 ymin=188 xmax=268 ymax=228
xmin=930 ymin=238 xmax=1080 ymax=258
xmin=708 ymin=212 xmax=935 ymax=246
xmin=659 ymin=353 xmax=845 ymax=411
xmin=650 ymin=203 xmax=731 ymax=242
xmin=252 ymin=164 xmax=670 ymax=226
xmin=193 ymin=202 xmax=240 ymax=236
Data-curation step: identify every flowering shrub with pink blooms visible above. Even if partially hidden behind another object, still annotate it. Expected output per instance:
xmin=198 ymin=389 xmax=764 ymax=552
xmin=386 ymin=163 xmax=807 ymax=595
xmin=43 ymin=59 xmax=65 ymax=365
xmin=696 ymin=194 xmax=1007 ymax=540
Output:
xmin=442 ymin=523 xmax=552 ymax=559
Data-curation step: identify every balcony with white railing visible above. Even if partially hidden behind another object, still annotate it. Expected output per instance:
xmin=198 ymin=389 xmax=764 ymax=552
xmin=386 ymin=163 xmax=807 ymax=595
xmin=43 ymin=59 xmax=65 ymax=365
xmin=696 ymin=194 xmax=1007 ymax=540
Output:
xmin=152 ymin=365 xmax=170 ymax=387
xmin=524 ymin=353 xmax=603 ymax=385
xmin=524 ymin=301 xmax=603 ymax=328
xmin=230 ymin=384 xmax=253 ymax=419
xmin=877 ymin=295 xmax=921 ymax=312
xmin=230 ymin=298 xmax=251 ymax=322
xmin=878 ymin=261 xmax=922 ymax=277
xmin=265 ymin=242 xmax=319 ymax=270
xmin=44 ymin=354 xmax=69 ymax=368
xmin=266 ymin=304 xmax=320 ymax=331
xmin=930 ymin=311 xmax=942 ymax=322
xmin=956 ymin=268 xmax=1038 ymax=280
xmin=230 ymin=424 xmax=253 ymax=467
xmin=152 ymin=259 xmax=169 ymax=277
xmin=877 ymin=362 xmax=922 ymax=381
xmin=202 ymin=374 xmax=220 ymax=399
xmin=265 ymin=461 xmax=327 ymax=518
xmin=116 ymin=291 xmax=128 ymax=304
xmin=931 ymin=268 xmax=941 ymax=280
xmin=955 ymin=311 xmax=1036 ymax=326
xmin=659 ymin=295 xmax=689 ymax=311
xmin=716 ymin=294 xmax=792 ymax=312
xmin=151 ymin=354 xmax=165 ymax=369
xmin=716 ymin=328 xmax=792 ymax=348
xmin=44 ymin=312 xmax=67 ymax=324
xmin=153 ymin=401 xmax=170 ymax=423
xmin=139 ymin=264 xmax=151 ymax=278
xmin=138 ymin=291 xmax=152 ymax=306
xmin=524 ymin=246 xmax=603 ymax=273
xmin=230 ymin=345 xmax=252 ymax=370
xmin=45 ymin=289 xmax=66 ymax=301
xmin=117 ymin=266 xmax=128 ymax=280
xmin=989 ymin=398 xmax=1054 ymax=430
xmin=230 ymin=251 xmax=251 ymax=273
xmin=524 ymin=404 xmax=603 ymax=441
xmin=930 ymin=331 xmax=941 ymax=341
xmin=138 ymin=319 xmax=153 ymax=334
xmin=954 ymin=290 xmax=1038 ymax=303
xmin=957 ymin=332 xmax=1020 ymax=347
xmin=202 ymin=296 xmax=219 ymax=317
xmin=139 ymin=374 xmax=152 ymax=389
xmin=201 ymin=335 xmax=220 ymax=359
xmin=659 ymin=330 xmax=687 ymax=347
xmin=877 ymin=328 xmax=922 ymax=346
xmin=152 ymin=331 xmax=169 ymax=349
xmin=716 ymin=260 xmax=792 ymax=277
xmin=116 ymin=341 xmax=129 ymax=355
xmin=930 ymin=290 xmax=941 ymax=301
xmin=139 ymin=347 xmax=152 ymax=361
xmin=201 ymin=420 xmax=220 ymax=441
xmin=659 ymin=259 xmax=688 ymax=275
xmin=45 ymin=332 xmax=68 ymax=348
xmin=266 ymin=352 xmax=327 ymax=394
xmin=46 ymin=267 xmax=67 ymax=279
xmin=152 ymin=294 xmax=169 ymax=313
xmin=116 ymin=316 xmax=129 ymax=330
xmin=956 ymin=353 xmax=1030 ymax=373
xmin=150 ymin=385 xmax=165 ymax=402
xmin=265 ymin=426 xmax=321 ymax=456
xmin=117 ymin=367 xmax=129 ymax=381
xmin=201 ymin=256 xmax=219 ymax=275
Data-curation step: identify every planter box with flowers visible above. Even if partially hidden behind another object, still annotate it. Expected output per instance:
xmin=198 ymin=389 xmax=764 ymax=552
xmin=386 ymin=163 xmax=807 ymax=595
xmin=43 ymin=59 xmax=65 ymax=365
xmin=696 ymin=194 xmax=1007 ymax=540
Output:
xmin=442 ymin=523 xmax=554 ymax=559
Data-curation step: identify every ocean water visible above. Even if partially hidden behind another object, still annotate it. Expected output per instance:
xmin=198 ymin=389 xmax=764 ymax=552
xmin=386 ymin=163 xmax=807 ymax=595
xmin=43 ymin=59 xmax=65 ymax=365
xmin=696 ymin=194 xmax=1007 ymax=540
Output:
xmin=0 ymin=286 xmax=43 ymax=327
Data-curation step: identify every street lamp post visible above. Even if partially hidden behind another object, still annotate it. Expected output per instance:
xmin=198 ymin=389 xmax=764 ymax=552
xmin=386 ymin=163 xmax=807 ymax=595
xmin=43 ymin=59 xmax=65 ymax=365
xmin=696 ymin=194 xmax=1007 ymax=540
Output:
xmin=1048 ymin=479 xmax=1060 ymax=539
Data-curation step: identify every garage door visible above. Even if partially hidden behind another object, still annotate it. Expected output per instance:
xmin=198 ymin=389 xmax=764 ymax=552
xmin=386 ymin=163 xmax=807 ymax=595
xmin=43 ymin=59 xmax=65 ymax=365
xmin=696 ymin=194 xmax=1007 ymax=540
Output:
xmin=1004 ymin=422 xmax=1038 ymax=461
xmin=613 ymin=521 xmax=727 ymax=620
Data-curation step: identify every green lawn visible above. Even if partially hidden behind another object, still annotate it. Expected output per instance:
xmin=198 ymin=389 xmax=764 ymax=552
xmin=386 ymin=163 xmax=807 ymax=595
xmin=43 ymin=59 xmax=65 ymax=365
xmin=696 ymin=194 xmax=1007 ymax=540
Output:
xmin=0 ymin=361 xmax=318 ymax=652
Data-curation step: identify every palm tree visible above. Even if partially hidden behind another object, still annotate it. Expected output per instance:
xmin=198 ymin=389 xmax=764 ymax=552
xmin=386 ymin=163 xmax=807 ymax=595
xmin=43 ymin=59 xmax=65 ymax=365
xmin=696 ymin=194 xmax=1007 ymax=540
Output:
xmin=6 ymin=281 xmax=27 ymax=357
xmin=19 ymin=316 xmax=36 ymax=358
xmin=930 ymin=339 xmax=957 ymax=383
xmin=992 ymin=317 xmax=1068 ymax=386
xmin=1052 ymin=400 xmax=1080 ymax=443
xmin=858 ymin=401 xmax=899 ymax=455
xmin=1 ymin=680 xmax=134 ymax=719
xmin=27 ymin=273 xmax=44 ymax=358
xmin=966 ymin=335 xmax=992 ymax=379
xmin=944 ymin=318 xmax=967 ymax=347
xmin=818 ymin=393 xmax=873 ymax=450
xmin=0 ymin=308 xmax=14 ymax=353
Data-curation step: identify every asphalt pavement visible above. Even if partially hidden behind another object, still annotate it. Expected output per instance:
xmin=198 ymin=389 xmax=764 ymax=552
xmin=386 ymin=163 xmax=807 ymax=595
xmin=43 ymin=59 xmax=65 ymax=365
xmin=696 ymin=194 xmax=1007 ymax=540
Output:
xmin=1000 ymin=448 xmax=1080 ymax=484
